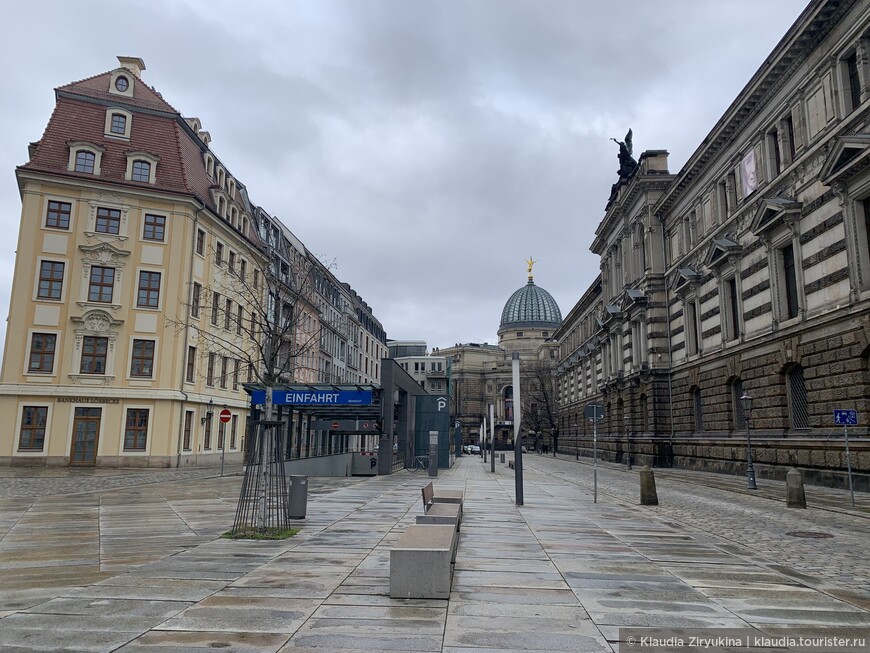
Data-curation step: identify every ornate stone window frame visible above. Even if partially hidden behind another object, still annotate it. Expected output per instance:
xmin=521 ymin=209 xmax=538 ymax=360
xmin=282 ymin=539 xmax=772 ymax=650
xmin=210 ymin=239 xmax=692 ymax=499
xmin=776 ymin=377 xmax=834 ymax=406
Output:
xmin=104 ymin=107 xmax=132 ymax=140
xmin=109 ymin=69 xmax=135 ymax=98
xmin=125 ymin=151 xmax=159 ymax=184
xmin=67 ymin=141 xmax=104 ymax=176
xmin=69 ymin=309 xmax=124 ymax=385
xmin=85 ymin=195 xmax=131 ymax=240
xmin=751 ymin=197 xmax=805 ymax=326
xmin=77 ymin=242 xmax=129 ymax=313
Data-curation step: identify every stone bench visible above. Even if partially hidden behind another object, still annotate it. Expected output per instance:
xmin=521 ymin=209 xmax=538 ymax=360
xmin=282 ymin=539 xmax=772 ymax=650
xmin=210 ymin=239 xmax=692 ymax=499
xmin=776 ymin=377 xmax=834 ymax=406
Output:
xmin=416 ymin=501 xmax=461 ymax=531
xmin=390 ymin=524 xmax=456 ymax=599
xmin=421 ymin=481 xmax=464 ymax=513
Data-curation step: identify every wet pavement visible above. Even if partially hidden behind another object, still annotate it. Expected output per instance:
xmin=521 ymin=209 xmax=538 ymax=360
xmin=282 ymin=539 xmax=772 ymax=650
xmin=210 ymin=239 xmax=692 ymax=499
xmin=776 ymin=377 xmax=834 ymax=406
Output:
xmin=0 ymin=455 xmax=868 ymax=652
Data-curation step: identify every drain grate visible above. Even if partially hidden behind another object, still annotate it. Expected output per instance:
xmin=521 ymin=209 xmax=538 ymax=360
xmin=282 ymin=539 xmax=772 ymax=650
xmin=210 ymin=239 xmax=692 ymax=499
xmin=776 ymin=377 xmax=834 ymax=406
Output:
xmin=786 ymin=531 xmax=833 ymax=539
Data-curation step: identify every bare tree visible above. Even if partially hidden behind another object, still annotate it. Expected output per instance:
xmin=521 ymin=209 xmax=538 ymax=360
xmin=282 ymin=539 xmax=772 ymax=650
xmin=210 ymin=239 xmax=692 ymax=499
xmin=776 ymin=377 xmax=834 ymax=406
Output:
xmin=522 ymin=357 xmax=561 ymax=455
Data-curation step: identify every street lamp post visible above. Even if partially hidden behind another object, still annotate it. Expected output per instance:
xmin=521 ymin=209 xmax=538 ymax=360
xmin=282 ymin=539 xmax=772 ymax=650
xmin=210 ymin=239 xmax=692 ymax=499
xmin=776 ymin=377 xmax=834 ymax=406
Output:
xmin=740 ymin=393 xmax=757 ymax=490
xmin=625 ymin=413 xmax=632 ymax=470
xmin=200 ymin=398 xmax=214 ymax=425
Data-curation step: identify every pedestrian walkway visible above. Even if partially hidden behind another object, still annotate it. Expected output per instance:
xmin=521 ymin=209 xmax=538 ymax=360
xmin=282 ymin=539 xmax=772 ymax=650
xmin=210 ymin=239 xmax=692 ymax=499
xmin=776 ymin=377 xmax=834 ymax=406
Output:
xmin=0 ymin=455 xmax=868 ymax=651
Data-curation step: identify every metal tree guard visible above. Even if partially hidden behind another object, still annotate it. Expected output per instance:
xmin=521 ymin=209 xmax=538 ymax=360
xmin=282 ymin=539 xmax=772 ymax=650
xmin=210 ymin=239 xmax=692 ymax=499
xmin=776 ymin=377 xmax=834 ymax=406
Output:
xmin=231 ymin=420 xmax=290 ymax=535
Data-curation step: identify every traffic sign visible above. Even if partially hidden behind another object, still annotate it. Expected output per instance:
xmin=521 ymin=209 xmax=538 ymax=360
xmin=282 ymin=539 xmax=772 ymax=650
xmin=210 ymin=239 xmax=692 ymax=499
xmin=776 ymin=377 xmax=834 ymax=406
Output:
xmin=331 ymin=421 xmax=340 ymax=430
xmin=219 ymin=409 xmax=232 ymax=424
xmin=584 ymin=404 xmax=605 ymax=421
xmin=833 ymin=409 xmax=858 ymax=426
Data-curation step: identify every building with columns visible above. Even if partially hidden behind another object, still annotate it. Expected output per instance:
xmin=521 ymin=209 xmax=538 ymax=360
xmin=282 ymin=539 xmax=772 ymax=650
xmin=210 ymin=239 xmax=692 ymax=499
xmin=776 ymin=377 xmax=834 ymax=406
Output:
xmin=555 ymin=0 xmax=870 ymax=485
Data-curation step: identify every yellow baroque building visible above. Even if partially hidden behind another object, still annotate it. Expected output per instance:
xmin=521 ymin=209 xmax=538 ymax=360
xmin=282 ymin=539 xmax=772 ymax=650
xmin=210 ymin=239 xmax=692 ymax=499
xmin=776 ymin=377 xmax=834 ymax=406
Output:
xmin=0 ymin=57 xmax=258 ymax=467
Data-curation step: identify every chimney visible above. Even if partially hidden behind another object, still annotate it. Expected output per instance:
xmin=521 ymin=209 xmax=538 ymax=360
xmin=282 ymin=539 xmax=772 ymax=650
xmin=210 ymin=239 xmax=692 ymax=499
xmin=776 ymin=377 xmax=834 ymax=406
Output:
xmin=117 ymin=56 xmax=146 ymax=78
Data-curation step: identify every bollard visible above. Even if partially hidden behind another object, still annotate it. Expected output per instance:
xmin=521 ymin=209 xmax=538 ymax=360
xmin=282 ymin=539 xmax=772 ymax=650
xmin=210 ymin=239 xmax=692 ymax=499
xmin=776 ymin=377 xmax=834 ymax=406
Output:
xmin=786 ymin=467 xmax=806 ymax=509
xmin=640 ymin=465 xmax=658 ymax=506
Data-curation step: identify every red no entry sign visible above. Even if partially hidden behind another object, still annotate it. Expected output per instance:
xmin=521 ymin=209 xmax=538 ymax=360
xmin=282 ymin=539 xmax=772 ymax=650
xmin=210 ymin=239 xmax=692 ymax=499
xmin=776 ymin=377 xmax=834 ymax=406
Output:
xmin=219 ymin=409 xmax=232 ymax=424
xmin=331 ymin=421 xmax=340 ymax=430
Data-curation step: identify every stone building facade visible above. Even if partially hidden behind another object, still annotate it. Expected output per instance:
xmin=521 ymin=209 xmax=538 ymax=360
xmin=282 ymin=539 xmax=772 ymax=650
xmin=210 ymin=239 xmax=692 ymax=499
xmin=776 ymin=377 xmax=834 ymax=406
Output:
xmin=554 ymin=0 xmax=870 ymax=486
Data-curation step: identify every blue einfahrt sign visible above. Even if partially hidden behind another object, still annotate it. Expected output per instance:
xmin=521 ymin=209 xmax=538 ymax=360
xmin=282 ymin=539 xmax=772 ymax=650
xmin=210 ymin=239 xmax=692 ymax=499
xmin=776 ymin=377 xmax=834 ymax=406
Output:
xmin=250 ymin=389 xmax=373 ymax=406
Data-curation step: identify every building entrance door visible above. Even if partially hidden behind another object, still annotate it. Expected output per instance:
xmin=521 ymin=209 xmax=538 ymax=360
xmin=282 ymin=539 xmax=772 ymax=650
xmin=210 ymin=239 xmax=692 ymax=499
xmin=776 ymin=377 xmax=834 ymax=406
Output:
xmin=70 ymin=407 xmax=102 ymax=465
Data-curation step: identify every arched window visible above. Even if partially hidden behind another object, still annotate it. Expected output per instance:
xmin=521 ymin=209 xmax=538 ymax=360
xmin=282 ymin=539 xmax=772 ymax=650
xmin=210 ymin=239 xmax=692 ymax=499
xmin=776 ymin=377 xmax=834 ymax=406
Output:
xmin=785 ymin=365 xmax=809 ymax=429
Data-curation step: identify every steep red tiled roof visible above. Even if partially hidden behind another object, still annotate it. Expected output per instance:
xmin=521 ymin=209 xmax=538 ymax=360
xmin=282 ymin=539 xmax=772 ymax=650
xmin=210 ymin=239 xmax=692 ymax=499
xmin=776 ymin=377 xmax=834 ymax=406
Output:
xmin=21 ymin=65 xmax=257 ymax=242
xmin=58 ymin=70 xmax=179 ymax=114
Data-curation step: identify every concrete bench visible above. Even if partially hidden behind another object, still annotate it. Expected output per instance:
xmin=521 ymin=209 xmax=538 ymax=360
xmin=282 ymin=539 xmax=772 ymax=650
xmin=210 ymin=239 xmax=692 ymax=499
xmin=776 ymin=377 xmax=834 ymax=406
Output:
xmin=390 ymin=524 xmax=456 ymax=599
xmin=421 ymin=482 xmax=464 ymax=512
xmin=416 ymin=501 xmax=461 ymax=530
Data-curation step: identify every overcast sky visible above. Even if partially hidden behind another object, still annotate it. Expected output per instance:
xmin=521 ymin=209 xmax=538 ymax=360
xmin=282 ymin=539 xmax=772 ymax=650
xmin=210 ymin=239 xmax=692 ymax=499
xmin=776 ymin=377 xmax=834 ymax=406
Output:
xmin=0 ymin=0 xmax=807 ymax=354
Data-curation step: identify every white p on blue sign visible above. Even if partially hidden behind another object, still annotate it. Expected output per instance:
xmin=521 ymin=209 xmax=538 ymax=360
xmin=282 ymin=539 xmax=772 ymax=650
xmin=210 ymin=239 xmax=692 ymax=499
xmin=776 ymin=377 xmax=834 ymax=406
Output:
xmin=833 ymin=409 xmax=858 ymax=426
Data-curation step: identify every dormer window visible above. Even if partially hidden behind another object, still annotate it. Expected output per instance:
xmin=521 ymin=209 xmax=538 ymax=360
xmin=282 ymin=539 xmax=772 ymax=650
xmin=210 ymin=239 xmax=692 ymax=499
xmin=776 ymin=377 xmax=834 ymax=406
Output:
xmin=204 ymin=154 xmax=214 ymax=179
xmin=124 ymin=152 xmax=159 ymax=184
xmin=109 ymin=69 xmax=135 ymax=98
xmin=131 ymin=161 xmax=150 ymax=182
xmin=67 ymin=142 xmax=104 ymax=176
xmin=76 ymin=151 xmax=95 ymax=174
xmin=104 ymin=108 xmax=132 ymax=139
xmin=217 ymin=167 xmax=225 ymax=189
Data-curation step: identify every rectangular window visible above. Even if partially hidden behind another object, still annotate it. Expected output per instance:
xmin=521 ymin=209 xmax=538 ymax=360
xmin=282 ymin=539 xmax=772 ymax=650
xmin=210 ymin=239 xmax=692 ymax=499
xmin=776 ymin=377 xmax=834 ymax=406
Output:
xmin=228 ymin=251 xmax=236 ymax=273
xmin=131 ymin=160 xmax=151 ymax=183
xmin=191 ymin=282 xmax=202 ymax=318
xmin=186 ymin=346 xmax=196 ymax=383
xmin=46 ymin=200 xmax=71 ymax=229
xmin=81 ymin=336 xmax=108 ymax=374
xmin=224 ymin=298 xmax=232 ymax=330
xmin=88 ymin=266 xmax=115 ymax=303
xmin=768 ymin=127 xmax=781 ymax=176
xmin=37 ymin=260 xmax=65 ymax=300
xmin=124 ymin=408 xmax=149 ymax=451
xmin=211 ymin=292 xmax=220 ymax=325
xmin=183 ymin=411 xmax=193 ymax=451
xmin=215 ymin=242 xmax=224 ymax=266
xmin=782 ymin=243 xmax=799 ymax=319
xmin=864 ymin=198 xmax=870 ymax=255
xmin=28 ymin=333 xmax=57 ymax=373
xmin=240 ymin=259 xmax=247 ymax=280
xmin=846 ymin=52 xmax=861 ymax=112
xmin=218 ymin=421 xmax=226 ymax=450
xmin=254 ymin=269 xmax=260 ymax=289
xmin=236 ymin=304 xmax=243 ymax=335
xmin=196 ymin=229 xmax=205 ymax=255
xmin=726 ymin=278 xmax=740 ymax=340
xmin=137 ymin=271 xmax=161 ymax=308
xmin=130 ymin=339 xmax=155 ymax=377
xmin=784 ymin=115 xmax=796 ymax=162
xmin=95 ymin=207 xmax=121 ymax=234
xmin=143 ymin=214 xmax=165 ymax=241
xmin=220 ymin=356 xmax=228 ymax=389
xmin=233 ymin=359 xmax=240 ymax=390
xmin=207 ymin=352 xmax=216 ymax=386
xmin=110 ymin=113 xmax=127 ymax=135
xmin=75 ymin=150 xmax=95 ymax=174
xmin=204 ymin=414 xmax=212 ymax=450
xmin=685 ymin=301 xmax=699 ymax=355
xmin=19 ymin=405 xmax=48 ymax=450
xmin=230 ymin=414 xmax=238 ymax=449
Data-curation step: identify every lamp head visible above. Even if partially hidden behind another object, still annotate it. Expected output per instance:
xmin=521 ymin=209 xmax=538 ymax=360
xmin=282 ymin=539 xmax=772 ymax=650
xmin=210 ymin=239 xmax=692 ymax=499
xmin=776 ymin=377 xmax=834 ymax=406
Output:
xmin=740 ymin=393 xmax=752 ymax=414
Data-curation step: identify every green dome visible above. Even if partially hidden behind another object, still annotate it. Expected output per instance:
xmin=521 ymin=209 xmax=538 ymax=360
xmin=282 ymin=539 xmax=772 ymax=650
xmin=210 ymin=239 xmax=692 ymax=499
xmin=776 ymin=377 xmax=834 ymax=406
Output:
xmin=499 ymin=279 xmax=562 ymax=330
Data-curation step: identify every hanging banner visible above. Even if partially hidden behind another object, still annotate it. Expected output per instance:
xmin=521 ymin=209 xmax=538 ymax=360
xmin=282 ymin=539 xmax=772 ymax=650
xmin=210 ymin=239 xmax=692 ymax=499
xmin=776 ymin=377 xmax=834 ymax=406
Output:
xmin=741 ymin=149 xmax=758 ymax=196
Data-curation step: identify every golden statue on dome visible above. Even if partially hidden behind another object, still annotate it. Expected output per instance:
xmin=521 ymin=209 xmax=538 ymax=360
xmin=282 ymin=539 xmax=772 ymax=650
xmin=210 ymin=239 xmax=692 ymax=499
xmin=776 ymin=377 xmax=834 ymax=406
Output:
xmin=526 ymin=256 xmax=537 ymax=280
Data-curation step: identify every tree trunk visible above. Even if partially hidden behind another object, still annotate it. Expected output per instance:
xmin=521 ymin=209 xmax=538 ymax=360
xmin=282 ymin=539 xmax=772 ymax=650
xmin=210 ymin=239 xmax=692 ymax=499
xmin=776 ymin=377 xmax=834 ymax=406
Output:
xmin=259 ymin=384 xmax=274 ymax=532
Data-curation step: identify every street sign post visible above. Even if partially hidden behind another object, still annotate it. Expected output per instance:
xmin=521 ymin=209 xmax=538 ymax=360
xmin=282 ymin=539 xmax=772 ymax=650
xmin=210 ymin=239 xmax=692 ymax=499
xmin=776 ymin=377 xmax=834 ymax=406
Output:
xmin=585 ymin=404 xmax=605 ymax=503
xmin=833 ymin=409 xmax=859 ymax=507
xmin=219 ymin=409 xmax=232 ymax=423
xmin=219 ymin=407 xmax=231 ymax=477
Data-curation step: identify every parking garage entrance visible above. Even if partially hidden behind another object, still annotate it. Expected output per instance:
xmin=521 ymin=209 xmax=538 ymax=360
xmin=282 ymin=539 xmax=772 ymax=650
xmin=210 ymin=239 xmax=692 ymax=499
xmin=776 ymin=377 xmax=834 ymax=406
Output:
xmin=245 ymin=384 xmax=383 ymax=476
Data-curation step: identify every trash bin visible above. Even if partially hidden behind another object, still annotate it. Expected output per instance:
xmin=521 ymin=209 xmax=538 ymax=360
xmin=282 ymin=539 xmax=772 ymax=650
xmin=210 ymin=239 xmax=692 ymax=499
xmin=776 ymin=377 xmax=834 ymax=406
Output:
xmin=500 ymin=453 xmax=505 ymax=463
xmin=287 ymin=475 xmax=308 ymax=519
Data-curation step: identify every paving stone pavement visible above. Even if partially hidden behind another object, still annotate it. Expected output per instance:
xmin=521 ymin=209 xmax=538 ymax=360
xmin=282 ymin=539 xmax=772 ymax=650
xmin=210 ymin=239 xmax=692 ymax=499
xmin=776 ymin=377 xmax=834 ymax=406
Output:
xmin=0 ymin=455 xmax=868 ymax=652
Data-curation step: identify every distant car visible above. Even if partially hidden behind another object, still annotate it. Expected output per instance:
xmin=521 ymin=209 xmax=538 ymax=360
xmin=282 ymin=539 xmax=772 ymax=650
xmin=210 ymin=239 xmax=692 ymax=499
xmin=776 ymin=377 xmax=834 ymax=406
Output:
xmin=469 ymin=445 xmax=481 ymax=454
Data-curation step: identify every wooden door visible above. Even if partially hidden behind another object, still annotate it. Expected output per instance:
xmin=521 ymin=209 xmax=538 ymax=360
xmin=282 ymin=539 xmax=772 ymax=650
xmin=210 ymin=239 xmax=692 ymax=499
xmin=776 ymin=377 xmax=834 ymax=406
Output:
xmin=70 ymin=407 xmax=101 ymax=465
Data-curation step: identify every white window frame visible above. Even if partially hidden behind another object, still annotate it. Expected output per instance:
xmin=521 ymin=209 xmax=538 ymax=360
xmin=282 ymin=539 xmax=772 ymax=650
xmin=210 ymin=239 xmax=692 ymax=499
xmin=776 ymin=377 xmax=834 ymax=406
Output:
xmin=134 ymin=267 xmax=163 ymax=311
xmin=42 ymin=195 xmax=75 ymax=231
xmin=33 ymin=256 xmax=68 ymax=303
xmin=119 ymin=405 xmax=153 ymax=456
xmin=24 ymin=329 xmax=61 ymax=379
xmin=109 ymin=69 xmax=135 ymax=98
xmin=67 ymin=142 xmax=104 ymax=176
xmin=125 ymin=152 xmax=159 ymax=184
xmin=127 ymin=336 xmax=158 ymax=382
xmin=104 ymin=108 xmax=132 ymax=139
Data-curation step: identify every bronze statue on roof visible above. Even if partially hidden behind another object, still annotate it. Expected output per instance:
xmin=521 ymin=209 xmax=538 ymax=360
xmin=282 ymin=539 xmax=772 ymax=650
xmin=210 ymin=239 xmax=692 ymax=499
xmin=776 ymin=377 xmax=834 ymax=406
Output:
xmin=611 ymin=129 xmax=637 ymax=179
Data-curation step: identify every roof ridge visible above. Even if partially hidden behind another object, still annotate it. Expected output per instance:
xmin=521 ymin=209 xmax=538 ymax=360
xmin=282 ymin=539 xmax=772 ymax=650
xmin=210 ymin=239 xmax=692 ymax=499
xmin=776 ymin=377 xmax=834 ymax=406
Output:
xmin=173 ymin=121 xmax=192 ymax=195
